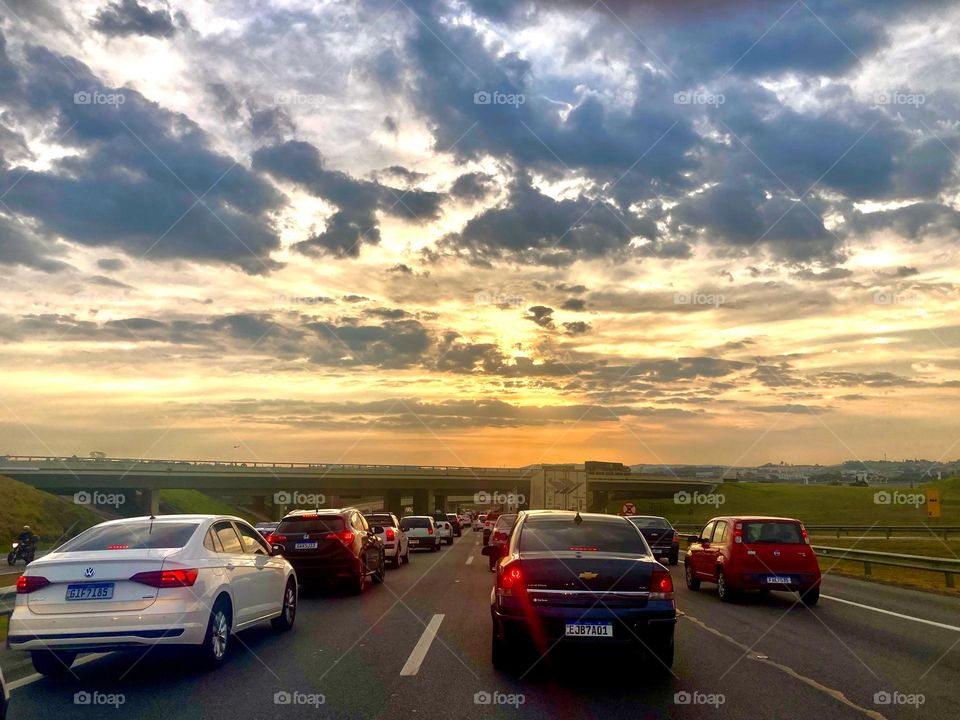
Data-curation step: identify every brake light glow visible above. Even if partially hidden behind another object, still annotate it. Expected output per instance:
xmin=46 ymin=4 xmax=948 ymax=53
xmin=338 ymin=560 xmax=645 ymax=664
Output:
xmin=17 ymin=575 xmax=50 ymax=594
xmin=801 ymin=526 xmax=809 ymax=544
xmin=107 ymin=544 xmax=129 ymax=550
xmin=130 ymin=569 xmax=199 ymax=588
xmin=650 ymin=569 xmax=674 ymax=600
xmin=671 ymin=535 xmax=679 ymax=543
xmin=427 ymin=527 xmax=434 ymax=535
xmin=301 ymin=514 xmax=321 ymax=518
xmin=323 ymin=531 xmax=355 ymax=545
xmin=733 ymin=522 xmax=743 ymax=544
xmin=569 ymin=546 xmax=597 ymax=552
xmin=265 ymin=534 xmax=287 ymax=545
xmin=386 ymin=528 xmax=396 ymax=541
xmin=496 ymin=562 xmax=525 ymax=596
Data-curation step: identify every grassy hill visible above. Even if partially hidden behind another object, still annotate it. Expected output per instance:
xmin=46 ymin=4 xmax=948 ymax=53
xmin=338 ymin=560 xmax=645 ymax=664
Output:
xmin=160 ymin=489 xmax=255 ymax=522
xmin=608 ymin=477 xmax=960 ymax=527
xmin=0 ymin=475 xmax=103 ymax=546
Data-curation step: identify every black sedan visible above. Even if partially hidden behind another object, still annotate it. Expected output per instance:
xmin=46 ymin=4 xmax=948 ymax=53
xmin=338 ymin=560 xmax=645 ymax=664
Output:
xmin=626 ymin=515 xmax=680 ymax=565
xmin=483 ymin=510 xmax=676 ymax=672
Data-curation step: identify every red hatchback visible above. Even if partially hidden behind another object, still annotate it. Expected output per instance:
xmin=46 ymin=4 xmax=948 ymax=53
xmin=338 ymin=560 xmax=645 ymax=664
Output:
xmin=684 ymin=516 xmax=821 ymax=605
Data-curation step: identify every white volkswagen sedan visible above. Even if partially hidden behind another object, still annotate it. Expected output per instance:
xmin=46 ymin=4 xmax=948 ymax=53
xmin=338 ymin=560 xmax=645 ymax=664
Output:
xmin=9 ymin=515 xmax=298 ymax=676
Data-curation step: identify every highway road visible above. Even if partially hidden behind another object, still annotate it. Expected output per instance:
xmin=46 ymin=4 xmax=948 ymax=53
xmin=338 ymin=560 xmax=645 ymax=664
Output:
xmin=2 ymin=535 xmax=958 ymax=719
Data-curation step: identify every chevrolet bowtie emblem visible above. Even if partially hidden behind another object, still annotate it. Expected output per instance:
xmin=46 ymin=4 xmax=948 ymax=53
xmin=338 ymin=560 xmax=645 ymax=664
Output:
xmin=578 ymin=571 xmax=599 ymax=580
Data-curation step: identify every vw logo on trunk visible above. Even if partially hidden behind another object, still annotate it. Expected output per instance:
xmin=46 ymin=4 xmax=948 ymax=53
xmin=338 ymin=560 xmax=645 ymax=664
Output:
xmin=84 ymin=567 xmax=95 ymax=577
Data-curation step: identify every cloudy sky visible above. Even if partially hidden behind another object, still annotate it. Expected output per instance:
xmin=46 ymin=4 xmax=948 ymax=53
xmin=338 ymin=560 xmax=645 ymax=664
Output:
xmin=1 ymin=0 xmax=959 ymax=468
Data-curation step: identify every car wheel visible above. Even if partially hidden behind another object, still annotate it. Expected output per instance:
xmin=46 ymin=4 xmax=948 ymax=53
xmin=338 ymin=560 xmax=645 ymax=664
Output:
xmin=271 ymin=579 xmax=297 ymax=631
xmin=351 ymin=563 xmax=367 ymax=595
xmin=431 ymin=540 xmax=439 ymax=552
xmin=647 ymin=637 xmax=675 ymax=670
xmin=669 ymin=553 xmax=679 ymax=566
xmin=717 ymin=568 xmax=736 ymax=602
xmin=197 ymin=598 xmax=231 ymax=669
xmin=799 ymin=586 xmax=820 ymax=607
xmin=684 ymin=562 xmax=700 ymax=590
xmin=373 ymin=554 xmax=386 ymax=584
xmin=390 ymin=551 xmax=401 ymax=569
xmin=446 ymin=536 xmax=453 ymax=545
xmin=491 ymin=626 xmax=514 ymax=671
xmin=403 ymin=546 xmax=410 ymax=564
xmin=30 ymin=650 xmax=77 ymax=677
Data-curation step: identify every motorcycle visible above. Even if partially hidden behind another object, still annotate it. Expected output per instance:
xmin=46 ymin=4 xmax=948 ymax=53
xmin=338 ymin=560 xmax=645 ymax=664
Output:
xmin=7 ymin=538 xmax=36 ymax=566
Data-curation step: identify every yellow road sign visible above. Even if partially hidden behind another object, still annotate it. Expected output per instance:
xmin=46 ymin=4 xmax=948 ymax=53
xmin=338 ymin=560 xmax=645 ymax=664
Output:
xmin=927 ymin=489 xmax=941 ymax=518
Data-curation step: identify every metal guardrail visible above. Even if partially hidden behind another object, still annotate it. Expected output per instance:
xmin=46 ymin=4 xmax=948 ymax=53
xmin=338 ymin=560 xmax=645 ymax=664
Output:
xmin=812 ymin=545 xmax=960 ymax=589
xmin=673 ymin=523 xmax=960 ymax=539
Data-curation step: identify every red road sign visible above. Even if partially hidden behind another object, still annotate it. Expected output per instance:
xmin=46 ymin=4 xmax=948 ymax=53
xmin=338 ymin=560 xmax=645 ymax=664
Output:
xmin=621 ymin=502 xmax=637 ymax=515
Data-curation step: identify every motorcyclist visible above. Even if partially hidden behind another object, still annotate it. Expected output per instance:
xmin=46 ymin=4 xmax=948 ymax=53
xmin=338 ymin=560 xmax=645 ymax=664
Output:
xmin=17 ymin=526 xmax=34 ymax=545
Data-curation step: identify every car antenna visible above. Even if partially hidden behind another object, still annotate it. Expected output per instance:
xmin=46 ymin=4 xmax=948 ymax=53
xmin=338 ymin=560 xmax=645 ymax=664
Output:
xmin=574 ymin=511 xmax=583 ymax=524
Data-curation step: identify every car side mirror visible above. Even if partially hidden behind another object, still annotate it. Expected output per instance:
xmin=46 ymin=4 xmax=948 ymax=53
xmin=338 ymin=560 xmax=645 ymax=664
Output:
xmin=687 ymin=535 xmax=700 ymax=544
xmin=372 ymin=525 xmax=384 ymax=535
xmin=481 ymin=545 xmax=497 ymax=557
xmin=270 ymin=545 xmax=284 ymax=556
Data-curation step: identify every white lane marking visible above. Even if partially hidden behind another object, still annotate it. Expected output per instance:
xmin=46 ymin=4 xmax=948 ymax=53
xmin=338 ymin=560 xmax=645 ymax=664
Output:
xmin=400 ymin=613 xmax=445 ymax=676
xmin=821 ymin=594 xmax=960 ymax=632
xmin=466 ymin=556 xmax=474 ymax=565
xmin=9 ymin=653 xmax=107 ymax=691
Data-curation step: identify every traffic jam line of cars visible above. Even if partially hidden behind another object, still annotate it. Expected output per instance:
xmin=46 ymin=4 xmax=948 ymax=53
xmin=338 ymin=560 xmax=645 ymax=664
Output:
xmin=3 ymin=507 xmax=824 ymax=689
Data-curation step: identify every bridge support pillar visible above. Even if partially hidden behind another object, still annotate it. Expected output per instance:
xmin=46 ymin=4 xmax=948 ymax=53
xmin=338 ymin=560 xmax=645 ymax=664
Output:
xmin=589 ymin=489 xmax=609 ymax=513
xmin=434 ymin=494 xmax=447 ymax=513
xmin=140 ymin=488 xmax=160 ymax=516
xmin=385 ymin=490 xmax=403 ymax=517
xmin=412 ymin=490 xmax=434 ymax=515
xmin=251 ymin=495 xmax=267 ymax=516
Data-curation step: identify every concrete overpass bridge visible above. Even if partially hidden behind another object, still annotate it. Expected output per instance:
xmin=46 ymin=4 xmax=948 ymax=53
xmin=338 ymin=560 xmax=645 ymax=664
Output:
xmin=0 ymin=456 xmax=718 ymax=519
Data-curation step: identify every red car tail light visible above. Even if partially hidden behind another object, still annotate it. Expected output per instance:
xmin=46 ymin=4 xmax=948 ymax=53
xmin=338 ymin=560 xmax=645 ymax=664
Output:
xmin=493 ymin=531 xmax=508 ymax=542
xmin=733 ymin=522 xmax=743 ymax=544
xmin=130 ymin=569 xmax=199 ymax=588
xmin=671 ymin=535 xmax=679 ymax=543
xmin=801 ymin=525 xmax=810 ymax=544
xmin=650 ymin=568 xmax=674 ymax=600
xmin=496 ymin=562 xmax=525 ymax=597
xmin=427 ymin=527 xmax=434 ymax=535
xmin=17 ymin=575 xmax=50 ymax=594
xmin=265 ymin=534 xmax=287 ymax=545
xmin=323 ymin=531 xmax=355 ymax=545
xmin=107 ymin=544 xmax=129 ymax=550
xmin=386 ymin=528 xmax=396 ymax=541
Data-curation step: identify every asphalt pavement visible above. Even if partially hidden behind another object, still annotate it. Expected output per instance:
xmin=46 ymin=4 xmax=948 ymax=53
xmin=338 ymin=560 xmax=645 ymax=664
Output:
xmin=2 ymin=534 xmax=958 ymax=719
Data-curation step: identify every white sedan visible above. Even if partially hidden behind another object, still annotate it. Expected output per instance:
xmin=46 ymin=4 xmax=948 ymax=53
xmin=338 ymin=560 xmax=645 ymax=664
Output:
xmin=9 ymin=515 xmax=298 ymax=676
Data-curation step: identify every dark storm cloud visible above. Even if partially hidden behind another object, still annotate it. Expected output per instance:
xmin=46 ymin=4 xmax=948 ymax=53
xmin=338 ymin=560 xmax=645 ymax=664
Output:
xmin=846 ymin=203 xmax=960 ymax=241
xmin=562 ymin=320 xmax=591 ymax=335
xmin=252 ymin=140 xmax=444 ymax=257
xmin=96 ymin=258 xmax=126 ymax=272
xmin=560 ymin=298 xmax=586 ymax=311
xmin=91 ymin=0 xmax=176 ymax=38
xmin=524 ymin=305 xmax=555 ymax=329
xmin=0 ymin=34 xmax=284 ymax=274
xmin=440 ymin=175 xmax=652 ymax=264
xmin=0 ymin=216 xmax=72 ymax=273
xmin=450 ymin=172 xmax=495 ymax=201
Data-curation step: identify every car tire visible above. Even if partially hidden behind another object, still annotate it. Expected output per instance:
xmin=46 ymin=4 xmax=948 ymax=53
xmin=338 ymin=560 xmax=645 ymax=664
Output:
xmin=403 ymin=546 xmax=410 ymax=564
xmin=647 ymin=638 xmax=675 ymax=670
xmin=431 ymin=540 xmax=439 ymax=552
xmin=271 ymin=579 xmax=297 ymax=632
xmin=799 ymin=586 xmax=820 ymax=607
xmin=717 ymin=568 xmax=736 ymax=603
xmin=30 ymin=650 xmax=77 ymax=677
xmin=684 ymin=562 xmax=700 ymax=591
xmin=669 ymin=552 xmax=679 ymax=566
xmin=373 ymin=554 xmax=386 ymax=584
xmin=197 ymin=598 xmax=231 ymax=670
xmin=351 ymin=563 xmax=367 ymax=595
xmin=491 ymin=626 xmax=515 ymax=671
xmin=390 ymin=552 xmax=401 ymax=569
xmin=446 ymin=537 xmax=453 ymax=546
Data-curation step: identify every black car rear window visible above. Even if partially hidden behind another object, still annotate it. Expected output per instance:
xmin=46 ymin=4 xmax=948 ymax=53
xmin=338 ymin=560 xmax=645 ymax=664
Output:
xmin=401 ymin=517 xmax=430 ymax=529
xmin=364 ymin=514 xmax=397 ymax=527
xmin=276 ymin=517 xmax=345 ymax=534
xmin=58 ymin=522 xmax=200 ymax=552
xmin=629 ymin=517 xmax=672 ymax=529
xmin=519 ymin=519 xmax=648 ymax=553
xmin=743 ymin=522 xmax=804 ymax=544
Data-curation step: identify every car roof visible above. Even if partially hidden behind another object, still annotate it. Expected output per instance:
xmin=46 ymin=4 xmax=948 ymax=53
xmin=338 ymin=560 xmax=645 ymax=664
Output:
xmin=626 ymin=515 xmax=668 ymax=520
xmin=92 ymin=514 xmax=240 ymax=526
xmin=521 ymin=510 xmax=623 ymax=520
xmin=282 ymin=508 xmax=356 ymax=518
xmin=707 ymin=516 xmax=802 ymax=523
